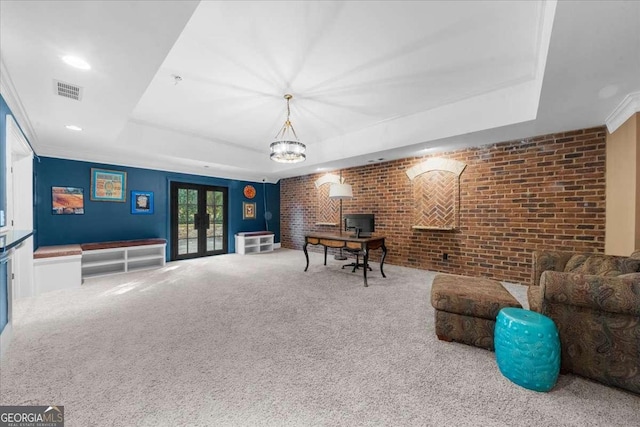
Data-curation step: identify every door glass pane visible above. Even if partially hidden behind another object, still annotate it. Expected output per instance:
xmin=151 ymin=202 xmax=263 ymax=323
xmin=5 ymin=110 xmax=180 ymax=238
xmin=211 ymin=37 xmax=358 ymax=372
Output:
xmin=177 ymin=189 xmax=187 ymax=255
xmin=206 ymin=202 xmax=214 ymax=251
xmin=215 ymin=223 xmax=222 ymax=240
xmin=188 ymin=188 xmax=198 ymax=204
xmin=187 ymin=190 xmax=198 ymax=254
xmin=178 ymin=189 xmax=199 ymax=255
xmin=213 ymin=192 xmax=224 ymax=241
xmin=206 ymin=191 xmax=224 ymax=252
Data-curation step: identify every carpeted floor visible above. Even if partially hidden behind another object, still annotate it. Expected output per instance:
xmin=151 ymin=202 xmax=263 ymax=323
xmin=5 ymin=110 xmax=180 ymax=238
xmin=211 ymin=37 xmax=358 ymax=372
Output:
xmin=1 ymin=249 xmax=638 ymax=426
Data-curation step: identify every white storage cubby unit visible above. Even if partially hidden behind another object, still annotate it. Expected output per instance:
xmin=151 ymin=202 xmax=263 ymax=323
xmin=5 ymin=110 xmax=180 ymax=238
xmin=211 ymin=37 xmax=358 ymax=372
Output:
xmin=33 ymin=246 xmax=82 ymax=294
xmin=235 ymin=232 xmax=274 ymax=255
xmin=81 ymin=243 xmax=166 ymax=279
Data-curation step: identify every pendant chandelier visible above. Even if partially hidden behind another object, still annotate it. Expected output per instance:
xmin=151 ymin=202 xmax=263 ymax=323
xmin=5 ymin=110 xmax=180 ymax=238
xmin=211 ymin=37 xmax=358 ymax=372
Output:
xmin=270 ymin=94 xmax=306 ymax=163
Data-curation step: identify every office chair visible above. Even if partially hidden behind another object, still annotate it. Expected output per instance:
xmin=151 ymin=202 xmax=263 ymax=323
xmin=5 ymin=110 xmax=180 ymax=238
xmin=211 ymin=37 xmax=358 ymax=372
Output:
xmin=341 ymin=248 xmax=372 ymax=273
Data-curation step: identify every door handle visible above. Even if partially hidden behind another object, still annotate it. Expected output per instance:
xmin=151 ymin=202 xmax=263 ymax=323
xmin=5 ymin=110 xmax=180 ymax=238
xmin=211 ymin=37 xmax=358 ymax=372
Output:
xmin=193 ymin=213 xmax=209 ymax=230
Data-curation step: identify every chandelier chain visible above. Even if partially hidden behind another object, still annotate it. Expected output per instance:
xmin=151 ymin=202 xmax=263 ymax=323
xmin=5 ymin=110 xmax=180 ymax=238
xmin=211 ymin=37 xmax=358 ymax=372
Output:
xmin=275 ymin=94 xmax=298 ymax=140
xmin=270 ymin=93 xmax=305 ymax=163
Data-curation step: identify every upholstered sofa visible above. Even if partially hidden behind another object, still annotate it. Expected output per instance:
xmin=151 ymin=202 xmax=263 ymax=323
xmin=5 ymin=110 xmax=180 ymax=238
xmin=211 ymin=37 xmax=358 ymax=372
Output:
xmin=528 ymin=250 xmax=640 ymax=394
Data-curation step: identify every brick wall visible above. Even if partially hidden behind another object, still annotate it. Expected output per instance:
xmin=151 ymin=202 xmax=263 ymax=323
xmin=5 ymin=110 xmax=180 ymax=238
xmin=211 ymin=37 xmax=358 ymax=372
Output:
xmin=280 ymin=126 xmax=607 ymax=284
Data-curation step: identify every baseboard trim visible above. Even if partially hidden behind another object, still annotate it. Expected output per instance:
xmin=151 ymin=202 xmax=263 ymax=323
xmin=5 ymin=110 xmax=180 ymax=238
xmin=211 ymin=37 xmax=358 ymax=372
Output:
xmin=274 ymin=242 xmax=281 ymax=249
xmin=0 ymin=321 xmax=13 ymax=359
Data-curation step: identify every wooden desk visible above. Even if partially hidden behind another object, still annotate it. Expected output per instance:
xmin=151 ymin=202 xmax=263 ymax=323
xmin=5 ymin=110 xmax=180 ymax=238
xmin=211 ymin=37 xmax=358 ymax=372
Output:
xmin=303 ymin=233 xmax=387 ymax=287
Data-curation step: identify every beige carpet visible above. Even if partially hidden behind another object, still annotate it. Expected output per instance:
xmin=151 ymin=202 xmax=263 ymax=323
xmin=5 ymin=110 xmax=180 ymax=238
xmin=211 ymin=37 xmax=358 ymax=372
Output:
xmin=1 ymin=249 xmax=638 ymax=426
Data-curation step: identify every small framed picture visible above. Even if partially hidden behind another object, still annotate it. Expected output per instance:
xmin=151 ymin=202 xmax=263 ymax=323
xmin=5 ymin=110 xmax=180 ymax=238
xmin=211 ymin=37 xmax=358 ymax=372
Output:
xmin=52 ymin=186 xmax=84 ymax=215
xmin=131 ymin=191 xmax=154 ymax=215
xmin=243 ymin=202 xmax=256 ymax=220
xmin=91 ymin=168 xmax=127 ymax=202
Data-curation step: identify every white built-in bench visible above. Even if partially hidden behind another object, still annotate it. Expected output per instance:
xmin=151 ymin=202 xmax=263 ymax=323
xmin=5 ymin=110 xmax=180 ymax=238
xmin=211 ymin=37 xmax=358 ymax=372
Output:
xmin=235 ymin=231 xmax=274 ymax=255
xmin=33 ymin=244 xmax=83 ymax=294
xmin=80 ymin=239 xmax=166 ymax=279
xmin=34 ymin=239 xmax=166 ymax=294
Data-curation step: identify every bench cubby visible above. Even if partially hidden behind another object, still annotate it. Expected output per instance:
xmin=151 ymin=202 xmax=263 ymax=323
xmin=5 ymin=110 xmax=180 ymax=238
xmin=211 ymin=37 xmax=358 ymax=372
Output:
xmin=81 ymin=239 xmax=166 ymax=279
xmin=235 ymin=232 xmax=274 ymax=255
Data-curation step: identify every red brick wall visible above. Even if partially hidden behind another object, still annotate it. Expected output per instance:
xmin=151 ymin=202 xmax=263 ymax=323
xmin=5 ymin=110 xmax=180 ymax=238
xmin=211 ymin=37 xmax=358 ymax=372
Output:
xmin=280 ymin=127 xmax=606 ymax=284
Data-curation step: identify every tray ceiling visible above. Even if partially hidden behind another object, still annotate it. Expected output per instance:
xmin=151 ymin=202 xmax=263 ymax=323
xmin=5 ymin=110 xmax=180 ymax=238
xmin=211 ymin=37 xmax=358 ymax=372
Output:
xmin=1 ymin=1 xmax=639 ymax=182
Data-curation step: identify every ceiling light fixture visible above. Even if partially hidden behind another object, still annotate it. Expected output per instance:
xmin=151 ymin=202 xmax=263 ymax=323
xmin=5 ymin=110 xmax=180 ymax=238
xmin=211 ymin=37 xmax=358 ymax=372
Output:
xmin=62 ymin=55 xmax=91 ymax=70
xmin=270 ymin=94 xmax=306 ymax=163
xmin=65 ymin=125 xmax=82 ymax=131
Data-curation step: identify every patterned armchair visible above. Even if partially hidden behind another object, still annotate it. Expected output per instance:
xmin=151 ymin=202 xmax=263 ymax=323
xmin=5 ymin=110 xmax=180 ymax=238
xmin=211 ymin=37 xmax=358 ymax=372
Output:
xmin=528 ymin=250 xmax=640 ymax=394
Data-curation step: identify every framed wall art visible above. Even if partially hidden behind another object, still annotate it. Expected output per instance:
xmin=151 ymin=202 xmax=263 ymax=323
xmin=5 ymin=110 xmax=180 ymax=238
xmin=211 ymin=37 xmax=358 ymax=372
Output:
xmin=243 ymin=184 xmax=256 ymax=199
xmin=243 ymin=202 xmax=256 ymax=220
xmin=90 ymin=168 xmax=126 ymax=202
xmin=52 ymin=186 xmax=84 ymax=215
xmin=131 ymin=191 xmax=154 ymax=215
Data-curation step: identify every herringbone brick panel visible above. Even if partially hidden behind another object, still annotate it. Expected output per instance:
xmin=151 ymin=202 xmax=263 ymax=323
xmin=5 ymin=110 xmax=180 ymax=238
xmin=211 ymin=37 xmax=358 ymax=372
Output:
xmin=316 ymin=184 xmax=338 ymax=224
xmin=412 ymin=171 xmax=457 ymax=228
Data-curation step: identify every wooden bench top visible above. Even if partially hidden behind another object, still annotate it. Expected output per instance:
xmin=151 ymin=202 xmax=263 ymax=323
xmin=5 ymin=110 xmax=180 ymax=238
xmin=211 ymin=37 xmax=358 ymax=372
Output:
xmin=80 ymin=238 xmax=167 ymax=251
xmin=34 ymin=245 xmax=82 ymax=259
xmin=236 ymin=231 xmax=274 ymax=237
xmin=35 ymin=239 xmax=166 ymax=259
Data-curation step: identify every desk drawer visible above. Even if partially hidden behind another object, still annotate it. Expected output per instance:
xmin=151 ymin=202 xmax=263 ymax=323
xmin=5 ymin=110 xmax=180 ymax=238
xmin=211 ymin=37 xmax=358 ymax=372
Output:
xmin=346 ymin=242 xmax=362 ymax=250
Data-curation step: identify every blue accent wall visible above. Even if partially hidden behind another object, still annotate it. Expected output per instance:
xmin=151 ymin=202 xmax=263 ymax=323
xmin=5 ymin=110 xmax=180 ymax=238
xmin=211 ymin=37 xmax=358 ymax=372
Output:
xmin=1 ymin=90 xmax=280 ymax=335
xmin=35 ymin=157 xmax=280 ymax=256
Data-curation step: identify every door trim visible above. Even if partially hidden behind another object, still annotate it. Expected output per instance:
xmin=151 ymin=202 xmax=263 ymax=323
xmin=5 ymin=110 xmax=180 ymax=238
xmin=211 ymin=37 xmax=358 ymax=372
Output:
xmin=170 ymin=182 xmax=228 ymax=261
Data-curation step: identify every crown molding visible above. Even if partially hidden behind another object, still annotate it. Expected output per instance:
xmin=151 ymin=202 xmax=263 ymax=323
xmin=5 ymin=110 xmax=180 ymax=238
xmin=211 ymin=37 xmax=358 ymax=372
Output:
xmin=605 ymin=91 xmax=640 ymax=134
xmin=0 ymin=59 xmax=38 ymax=150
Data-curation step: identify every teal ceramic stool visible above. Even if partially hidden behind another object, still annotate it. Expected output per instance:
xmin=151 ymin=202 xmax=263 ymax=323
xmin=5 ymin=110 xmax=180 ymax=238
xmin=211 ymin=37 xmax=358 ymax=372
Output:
xmin=494 ymin=307 xmax=560 ymax=392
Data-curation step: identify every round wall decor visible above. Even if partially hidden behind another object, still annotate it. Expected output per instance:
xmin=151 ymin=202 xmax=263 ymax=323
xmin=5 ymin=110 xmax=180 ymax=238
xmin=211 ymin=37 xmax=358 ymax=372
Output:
xmin=243 ymin=185 xmax=256 ymax=199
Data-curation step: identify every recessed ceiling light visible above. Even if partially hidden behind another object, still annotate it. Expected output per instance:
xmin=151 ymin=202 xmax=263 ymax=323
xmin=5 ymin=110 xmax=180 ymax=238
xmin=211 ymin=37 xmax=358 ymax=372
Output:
xmin=420 ymin=147 xmax=438 ymax=154
xmin=65 ymin=125 xmax=82 ymax=131
xmin=62 ymin=55 xmax=91 ymax=70
xmin=598 ymin=84 xmax=618 ymax=99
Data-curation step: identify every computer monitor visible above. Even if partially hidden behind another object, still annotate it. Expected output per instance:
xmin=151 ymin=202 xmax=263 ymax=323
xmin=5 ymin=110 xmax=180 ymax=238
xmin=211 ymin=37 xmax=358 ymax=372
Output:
xmin=344 ymin=214 xmax=375 ymax=238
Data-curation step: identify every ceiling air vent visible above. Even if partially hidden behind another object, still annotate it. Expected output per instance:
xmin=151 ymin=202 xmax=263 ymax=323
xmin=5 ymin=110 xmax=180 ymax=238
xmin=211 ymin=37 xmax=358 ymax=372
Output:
xmin=54 ymin=80 xmax=83 ymax=101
